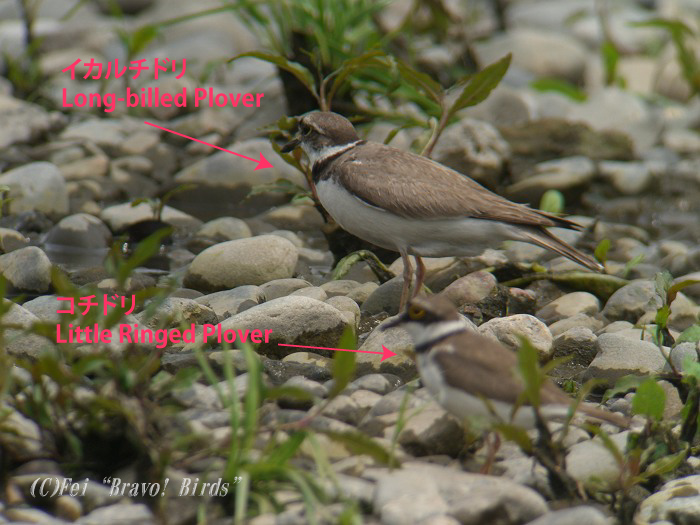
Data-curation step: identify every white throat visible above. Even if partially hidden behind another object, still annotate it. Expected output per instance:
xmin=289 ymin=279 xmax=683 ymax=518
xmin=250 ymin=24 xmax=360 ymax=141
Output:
xmin=303 ymin=140 xmax=359 ymax=167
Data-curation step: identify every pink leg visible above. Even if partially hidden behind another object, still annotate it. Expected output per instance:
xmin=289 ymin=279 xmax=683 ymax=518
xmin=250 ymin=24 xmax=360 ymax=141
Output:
xmin=413 ymin=256 xmax=426 ymax=298
xmin=480 ymin=432 xmax=501 ymax=474
xmin=399 ymin=250 xmax=413 ymax=310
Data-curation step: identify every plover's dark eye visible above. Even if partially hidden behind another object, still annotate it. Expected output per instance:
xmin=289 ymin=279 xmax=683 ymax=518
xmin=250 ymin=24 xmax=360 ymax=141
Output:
xmin=408 ymin=305 xmax=425 ymax=320
xmin=301 ymin=124 xmax=312 ymax=136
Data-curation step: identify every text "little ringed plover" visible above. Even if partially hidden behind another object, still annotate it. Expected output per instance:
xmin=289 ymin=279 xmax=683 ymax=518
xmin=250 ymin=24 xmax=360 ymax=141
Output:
xmin=282 ymin=112 xmax=603 ymax=308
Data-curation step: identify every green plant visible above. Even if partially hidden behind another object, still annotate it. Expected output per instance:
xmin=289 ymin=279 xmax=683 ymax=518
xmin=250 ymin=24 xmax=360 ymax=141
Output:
xmin=539 ymin=189 xmax=565 ymax=214
xmin=96 ymin=2 xmax=236 ymax=90
xmin=530 ymin=77 xmax=587 ymax=101
xmin=0 ymin=185 xmax=12 ymax=220
xmin=0 ymin=279 xmax=14 ymax=397
xmin=331 ymin=250 xmax=395 ymax=282
xmin=130 ymin=184 xmax=196 ymax=223
xmin=595 ymin=0 xmax=625 ymax=88
xmin=588 ymin=272 xmax=700 ymax=518
xmin=594 ymin=238 xmax=612 ymax=266
xmin=187 ymin=323 xmax=394 ymax=521
xmin=649 ymin=271 xmax=700 ymax=441
xmin=493 ymin=338 xmax=592 ymax=498
xmin=388 ymin=381 xmax=420 ymax=468
xmin=3 ymin=0 xmax=44 ymax=101
xmin=233 ymin=34 xmax=510 ymax=130
xmin=235 ymin=0 xmax=387 ymax=69
xmin=232 ymin=0 xmax=389 ymax=114
xmin=594 ymin=374 xmax=688 ymax=523
xmin=1 ymin=227 xmax=364 ymax=522
xmin=652 ymin=271 xmax=700 ymax=353
xmin=0 ymin=231 xmax=184 ymax=520
xmin=635 ymin=18 xmax=700 ymax=97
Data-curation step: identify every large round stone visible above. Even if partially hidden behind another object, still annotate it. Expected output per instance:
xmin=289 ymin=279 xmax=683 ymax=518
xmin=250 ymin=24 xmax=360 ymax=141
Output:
xmin=100 ymin=202 xmax=201 ymax=232
xmin=0 ymin=246 xmax=52 ymax=293
xmin=478 ymin=314 xmax=553 ymax=359
xmin=45 ymin=213 xmax=112 ymax=250
xmin=184 ymin=235 xmax=298 ymax=292
xmin=602 ymin=280 xmax=662 ymax=323
xmin=217 ymin=296 xmax=351 ymax=359
xmin=0 ymin=162 xmax=68 ymax=218
xmin=2 ymin=301 xmax=55 ymax=359
xmin=536 ymin=291 xmax=601 ymax=324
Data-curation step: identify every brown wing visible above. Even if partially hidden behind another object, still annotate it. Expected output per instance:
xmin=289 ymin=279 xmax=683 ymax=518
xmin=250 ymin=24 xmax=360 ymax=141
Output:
xmin=432 ymin=333 xmax=572 ymax=407
xmin=431 ymin=331 xmax=626 ymax=426
xmin=329 ymin=142 xmax=581 ymax=229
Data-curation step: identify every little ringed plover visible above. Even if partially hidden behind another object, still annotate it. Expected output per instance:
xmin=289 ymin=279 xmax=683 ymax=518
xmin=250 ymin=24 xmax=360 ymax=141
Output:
xmin=383 ymin=294 xmax=628 ymax=430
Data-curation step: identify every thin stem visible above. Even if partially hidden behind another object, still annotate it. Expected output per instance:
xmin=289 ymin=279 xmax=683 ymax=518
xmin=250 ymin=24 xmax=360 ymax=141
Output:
xmin=17 ymin=0 xmax=34 ymax=51
xmin=420 ymin=106 xmax=448 ymax=158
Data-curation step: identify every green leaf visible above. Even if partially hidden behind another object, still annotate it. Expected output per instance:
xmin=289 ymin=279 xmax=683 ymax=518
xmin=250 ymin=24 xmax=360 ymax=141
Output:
xmin=248 ymin=178 xmax=309 ymax=198
xmin=633 ymin=18 xmax=695 ymax=35
xmin=603 ymin=375 xmax=647 ymax=402
xmin=130 ymin=197 xmax=151 ymax=207
xmin=539 ymin=189 xmax=565 ymax=214
xmin=630 ymin=20 xmax=698 ymax=93
xmin=230 ymin=52 xmax=318 ymax=101
xmin=682 ymin=354 xmax=700 ymax=379
xmin=635 ymin=446 xmax=688 ymax=482
xmin=264 ymin=385 xmax=314 ymax=402
xmin=587 ymin=425 xmax=625 ymax=467
xmin=655 ymin=271 xmax=674 ymax=305
xmin=540 ymin=355 xmax=574 ymax=376
xmin=331 ymin=250 xmax=395 ymax=282
xmin=632 ymin=378 xmax=666 ymax=421
xmin=241 ymin=341 xmax=262 ymax=423
xmin=396 ymin=61 xmax=444 ymax=105
xmin=321 ymin=430 xmax=398 ymax=466
xmin=127 ymin=25 xmax=159 ymax=56
xmin=266 ymin=431 xmax=307 ymax=467
xmin=677 ymin=324 xmax=700 ymax=345
xmin=161 ymin=183 xmax=196 ymax=206
xmin=382 ymin=123 xmax=413 ymax=145
xmin=493 ymin=422 xmax=533 ymax=453
xmin=594 ymin=239 xmax=611 ymax=265
xmin=531 ymin=77 xmax=587 ymax=101
xmin=668 ymin=279 xmax=700 ymax=305
xmin=503 ymin=271 xmax=628 ymax=302
xmin=72 ymin=355 xmax=110 ymax=377
xmin=326 ymin=50 xmax=388 ymax=106
xmin=601 ymin=40 xmax=620 ymax=86
xmin=623 ymin=253 xmax=645 ymax=278
xmin=516 ymin=336 xmax=542 ymax=408
xmin=655 ymin=304 xmax=671 ymax=329
xmin=680 ymin=373 xmax=700 ymax=441
xmin=328 ymin=326 xmax=357 ymax=398
xmin=445 ymin=53 xmax=512 ymax=121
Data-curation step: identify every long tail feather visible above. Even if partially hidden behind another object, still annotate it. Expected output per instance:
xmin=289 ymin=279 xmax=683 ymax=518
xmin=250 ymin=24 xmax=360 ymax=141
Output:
xmin=578 ymin=403 xmax=630 ymax=428
xmin=521 ymin=228 xmax=603 ymax=272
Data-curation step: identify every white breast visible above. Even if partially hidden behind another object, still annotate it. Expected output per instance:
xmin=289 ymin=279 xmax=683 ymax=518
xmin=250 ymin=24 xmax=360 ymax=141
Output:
xmin=315 ymin=178 xmax=524 ymax=257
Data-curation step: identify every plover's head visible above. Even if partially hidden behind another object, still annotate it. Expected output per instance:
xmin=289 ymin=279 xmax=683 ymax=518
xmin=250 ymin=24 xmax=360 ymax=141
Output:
xmin=382 ymin=295 xmax=465 ymax=351
xmin=281 ymin=111 xmax=360 ymax=165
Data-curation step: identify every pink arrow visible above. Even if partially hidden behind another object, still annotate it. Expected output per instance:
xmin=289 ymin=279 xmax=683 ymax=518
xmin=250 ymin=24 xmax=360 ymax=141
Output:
xmin=144 ymin=121 xmax=273 ymax=170
xmin=278 ymin=343 xmax=397 ymax=362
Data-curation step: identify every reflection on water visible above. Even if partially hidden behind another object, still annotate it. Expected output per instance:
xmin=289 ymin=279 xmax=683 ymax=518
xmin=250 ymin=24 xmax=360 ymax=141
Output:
xmin=43 ymin=243 xmax=110 ymax=269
